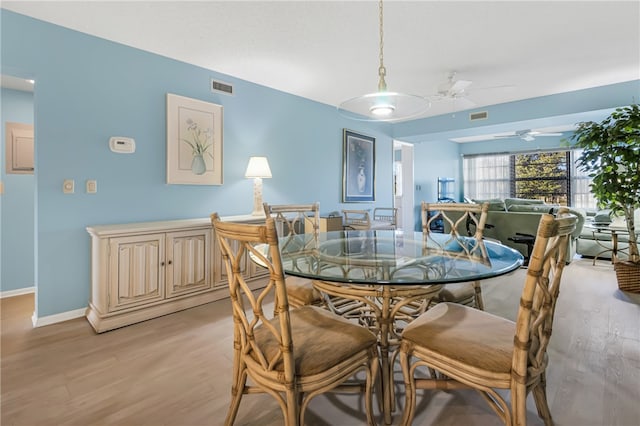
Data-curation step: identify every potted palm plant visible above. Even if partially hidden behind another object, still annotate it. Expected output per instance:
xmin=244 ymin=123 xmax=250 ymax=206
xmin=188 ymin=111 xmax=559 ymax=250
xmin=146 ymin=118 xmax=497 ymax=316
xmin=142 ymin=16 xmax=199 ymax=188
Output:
xmin=570 ymin=104 xmax=640 ymax=292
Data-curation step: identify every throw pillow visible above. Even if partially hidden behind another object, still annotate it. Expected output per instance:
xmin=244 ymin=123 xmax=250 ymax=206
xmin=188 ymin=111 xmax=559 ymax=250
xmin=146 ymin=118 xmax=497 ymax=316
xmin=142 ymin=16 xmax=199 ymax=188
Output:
xmin=504 ymin=198 xmax=545 ymax=210
xmin=471 ymin=198 xmax=506 ymax=211
xmin=507 ymin=204 xmax=558 ymax=214
xmin=593 ymin=209 xmax=612 ymax=224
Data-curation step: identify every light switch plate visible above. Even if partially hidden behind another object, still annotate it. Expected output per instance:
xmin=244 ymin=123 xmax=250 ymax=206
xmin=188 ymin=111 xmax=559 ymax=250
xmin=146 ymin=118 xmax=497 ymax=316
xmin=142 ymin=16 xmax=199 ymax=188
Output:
xmin=86 ymin=180 xmax=97 ymax=194
xmin=63 ymin=179 xmax=74 ymax=194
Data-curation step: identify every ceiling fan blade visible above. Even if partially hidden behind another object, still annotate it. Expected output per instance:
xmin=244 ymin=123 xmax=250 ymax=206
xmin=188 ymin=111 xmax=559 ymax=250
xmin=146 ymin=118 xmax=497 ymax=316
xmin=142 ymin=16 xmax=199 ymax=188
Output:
xmin=449 ymin=125 xmax=571 ymax=144
xmin=472 ymin=84 xmax=516 ymax=92
xmin=532 ymin=132 xmax=563 ymax=137
xmin=427 ymin=93 xmax=446 ymax=102
xmin=450 ymin=79 xmax=472 ymax=93
xmin=453 ymin=131 xmax=514 ymax=142
xmin=536 ymin=125 xmax=577 ymax=133
xmin=452 ymin=97 xmax=476 ymax=110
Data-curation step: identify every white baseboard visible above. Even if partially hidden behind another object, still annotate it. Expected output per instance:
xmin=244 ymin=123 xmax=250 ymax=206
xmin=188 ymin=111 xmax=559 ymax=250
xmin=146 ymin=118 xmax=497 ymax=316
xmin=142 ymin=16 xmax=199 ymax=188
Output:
xmin=0 ymin=286 xmax=35 ymax=298
xmin=32 ymin=308 xmax=86 ymax=328
xmin=1 ymin=287 xmax=86 ymax=328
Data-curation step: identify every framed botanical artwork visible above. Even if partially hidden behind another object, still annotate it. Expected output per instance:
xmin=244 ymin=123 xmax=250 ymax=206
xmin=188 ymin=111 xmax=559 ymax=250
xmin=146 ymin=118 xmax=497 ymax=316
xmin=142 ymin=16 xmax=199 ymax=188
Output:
xmin=166 ymin=93 xmax=223 ymax=185
xmin=342 ymin=129 xmax=375 ymax=202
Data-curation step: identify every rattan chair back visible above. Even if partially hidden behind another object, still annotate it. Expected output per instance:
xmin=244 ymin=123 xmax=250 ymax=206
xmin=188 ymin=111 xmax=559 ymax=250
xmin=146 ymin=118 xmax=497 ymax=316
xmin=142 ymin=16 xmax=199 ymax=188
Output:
xmin=421 ymin=202 xmax=490 ymax=309
xmin=263 ymin=202 xmax=323 ymax=307
xmin=263 ymin=202 xmax=320 ymax=247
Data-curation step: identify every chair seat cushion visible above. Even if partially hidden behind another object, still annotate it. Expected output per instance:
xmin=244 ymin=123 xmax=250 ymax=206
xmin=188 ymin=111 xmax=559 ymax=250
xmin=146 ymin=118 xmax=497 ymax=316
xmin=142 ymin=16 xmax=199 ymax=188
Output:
xmin=369 ymin=220 xmax=395 ymax=230
xmin=285 ymin=276 xmax=323 ymax=305
xmin=402 ymin=303 xmax=514 ymax=380
xmin=254 ymin=306 xmax=377 ymax=376
xmin=436 ymin=282 xmax=475 ymax=303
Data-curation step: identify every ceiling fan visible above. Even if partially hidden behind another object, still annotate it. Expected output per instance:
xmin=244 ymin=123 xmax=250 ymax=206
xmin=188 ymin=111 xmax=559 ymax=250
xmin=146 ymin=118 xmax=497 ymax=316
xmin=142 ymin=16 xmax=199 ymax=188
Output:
xmin=429 ymin=72 xmax=476 ymax=109
xmin=429 ymin=71 xmax=518 ymax=113
xmin=449 ymin=126 xmax=574 ymax=144
xmin=435 ymin=72 xmax=473 ymax=99
xmin=495 ymin=129 xmax=564 ymax=142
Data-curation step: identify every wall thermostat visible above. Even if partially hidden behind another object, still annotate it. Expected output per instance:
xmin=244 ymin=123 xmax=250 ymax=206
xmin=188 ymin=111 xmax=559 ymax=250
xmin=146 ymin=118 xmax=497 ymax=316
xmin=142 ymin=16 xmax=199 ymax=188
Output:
xmin=109 ymin=137 xmax=136 ymax=153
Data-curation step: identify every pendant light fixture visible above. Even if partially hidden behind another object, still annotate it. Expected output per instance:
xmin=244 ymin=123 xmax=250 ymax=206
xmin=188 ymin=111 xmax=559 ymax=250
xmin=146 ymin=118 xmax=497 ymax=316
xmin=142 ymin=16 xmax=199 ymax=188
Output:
xmin=337 ymin=0 xmax=430 ymax=122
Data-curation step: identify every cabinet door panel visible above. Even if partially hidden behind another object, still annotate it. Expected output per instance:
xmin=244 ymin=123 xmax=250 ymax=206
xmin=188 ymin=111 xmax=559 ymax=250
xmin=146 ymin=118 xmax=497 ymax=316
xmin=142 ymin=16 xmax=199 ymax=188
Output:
xmin=248 ymin=258 xmax=269 ymax=279
xmin=166 ymin=229 xmax=212 ymax=297
xmin=213 ymin=238 xmax=249 ymax=288
xmin=109 ymin=235 xmax=165 ymax=311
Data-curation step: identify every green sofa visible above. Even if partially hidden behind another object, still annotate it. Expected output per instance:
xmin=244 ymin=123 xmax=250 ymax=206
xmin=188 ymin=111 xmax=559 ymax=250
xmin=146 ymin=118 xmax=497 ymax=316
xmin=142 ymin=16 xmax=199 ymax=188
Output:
xmin=466 ymin=198 xmax=586 ymax=263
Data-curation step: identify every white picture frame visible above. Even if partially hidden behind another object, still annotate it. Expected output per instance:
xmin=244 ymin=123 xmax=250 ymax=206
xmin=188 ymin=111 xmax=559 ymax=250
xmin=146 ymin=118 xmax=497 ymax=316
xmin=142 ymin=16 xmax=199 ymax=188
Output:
xmin=166 ymin=93 xmax=223 ymax=185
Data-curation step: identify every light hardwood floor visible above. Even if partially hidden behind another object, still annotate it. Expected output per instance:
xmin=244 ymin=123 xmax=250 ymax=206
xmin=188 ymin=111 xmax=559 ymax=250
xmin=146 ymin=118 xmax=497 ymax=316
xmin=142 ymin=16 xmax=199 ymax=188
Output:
xmin=2 ymin=257 xmax=639 ymax=425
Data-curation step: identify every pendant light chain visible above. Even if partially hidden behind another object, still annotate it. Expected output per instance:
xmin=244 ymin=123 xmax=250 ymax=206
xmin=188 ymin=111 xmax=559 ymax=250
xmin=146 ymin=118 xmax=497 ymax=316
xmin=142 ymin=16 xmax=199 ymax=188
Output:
xmin=377 ymin=0 xmax=388 ymax=92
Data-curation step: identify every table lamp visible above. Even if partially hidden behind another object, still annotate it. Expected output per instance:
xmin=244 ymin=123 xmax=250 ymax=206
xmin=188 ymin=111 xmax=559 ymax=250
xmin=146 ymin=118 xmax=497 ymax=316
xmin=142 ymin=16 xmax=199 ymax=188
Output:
xmin=245 ymin=156 xmax=272 ymax=216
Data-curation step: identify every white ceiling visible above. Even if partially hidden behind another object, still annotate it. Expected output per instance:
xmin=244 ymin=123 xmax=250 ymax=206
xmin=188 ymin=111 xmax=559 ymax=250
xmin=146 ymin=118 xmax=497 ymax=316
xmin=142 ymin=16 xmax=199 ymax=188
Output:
xmin=2 ymin=1 xmax=639 ymax=125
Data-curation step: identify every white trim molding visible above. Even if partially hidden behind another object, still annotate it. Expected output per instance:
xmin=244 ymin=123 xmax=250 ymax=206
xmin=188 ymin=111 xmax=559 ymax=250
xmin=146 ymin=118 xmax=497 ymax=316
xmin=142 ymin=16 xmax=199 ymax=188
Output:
xmin=32 ymin=308 xmax=86 ymax=328
xmin=0 ymin=286 xmax=35 ymax=299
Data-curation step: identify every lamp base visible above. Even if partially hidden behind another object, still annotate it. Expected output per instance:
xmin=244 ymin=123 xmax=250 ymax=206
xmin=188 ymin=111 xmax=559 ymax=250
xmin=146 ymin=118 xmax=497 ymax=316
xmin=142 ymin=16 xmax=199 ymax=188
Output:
xmin=251 ymin=178 xmax=264 ymax=217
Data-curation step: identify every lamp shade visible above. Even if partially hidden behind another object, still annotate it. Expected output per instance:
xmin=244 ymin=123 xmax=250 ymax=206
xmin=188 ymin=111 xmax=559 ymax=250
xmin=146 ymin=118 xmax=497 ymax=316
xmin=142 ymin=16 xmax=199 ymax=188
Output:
xmin=244 ymin=156 xmax=272 ymax=179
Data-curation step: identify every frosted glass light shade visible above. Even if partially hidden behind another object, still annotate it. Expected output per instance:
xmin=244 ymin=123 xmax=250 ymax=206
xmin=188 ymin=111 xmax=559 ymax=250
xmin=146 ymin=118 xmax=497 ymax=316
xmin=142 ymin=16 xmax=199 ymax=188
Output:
xmin=245 ymin=156 xmax=272 ymax=178
xmin=338 ymin=92 xmax=430 ymax=122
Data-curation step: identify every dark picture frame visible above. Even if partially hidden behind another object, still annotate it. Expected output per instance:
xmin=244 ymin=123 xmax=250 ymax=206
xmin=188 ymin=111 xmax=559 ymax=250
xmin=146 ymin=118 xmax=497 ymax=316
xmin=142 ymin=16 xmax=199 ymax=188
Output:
xmin=342 ymin=129 xmax=375 ymax=202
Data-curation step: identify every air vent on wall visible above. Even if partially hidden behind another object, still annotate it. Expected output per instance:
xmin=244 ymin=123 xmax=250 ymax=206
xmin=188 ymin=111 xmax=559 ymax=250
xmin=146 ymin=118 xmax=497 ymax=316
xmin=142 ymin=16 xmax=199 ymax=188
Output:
xmin=210 ymin=78 xmax=234 ymax=95
xmin=469 ymin=111 xmax=488 ymax=121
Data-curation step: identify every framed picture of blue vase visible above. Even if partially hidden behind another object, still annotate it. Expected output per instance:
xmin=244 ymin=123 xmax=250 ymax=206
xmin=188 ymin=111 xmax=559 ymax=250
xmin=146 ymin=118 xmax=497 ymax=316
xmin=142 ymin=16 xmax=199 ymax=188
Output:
xmin=166 ymin=93 xmax=223 ymax=185
xmin=342 ymin=129 xmax=375 ymax=202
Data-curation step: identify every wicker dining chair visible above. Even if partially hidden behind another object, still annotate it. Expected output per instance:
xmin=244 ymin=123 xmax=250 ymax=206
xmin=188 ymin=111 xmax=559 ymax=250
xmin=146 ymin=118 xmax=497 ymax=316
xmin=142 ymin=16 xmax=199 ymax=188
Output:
xmin=263 ymin=202 xmax=324 ymax=308
xmin=421 ymin=201 xmax=490 ymax=310
xmin=343 ymin=208 xmax=398 ymax=230
xmin=399 ymin=208 xmax=577 ymax=426
xmin=211 ymin=213 xmax=380 ymax=426
xmin=342 ymin=209 xmax=372 ymax=230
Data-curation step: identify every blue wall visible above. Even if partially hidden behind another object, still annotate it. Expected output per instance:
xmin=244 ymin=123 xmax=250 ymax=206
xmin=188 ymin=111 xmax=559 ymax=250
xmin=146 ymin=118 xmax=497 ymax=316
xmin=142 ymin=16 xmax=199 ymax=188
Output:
xmin=1 ymin=88 xmax=35 ymax=292
xmin=0 ymin=10 xmax=399 ymax=318
xmin=2 ymin=8 xmax=637 ymax=321
xmin=412 ymin=140 xmax=461 ymax=230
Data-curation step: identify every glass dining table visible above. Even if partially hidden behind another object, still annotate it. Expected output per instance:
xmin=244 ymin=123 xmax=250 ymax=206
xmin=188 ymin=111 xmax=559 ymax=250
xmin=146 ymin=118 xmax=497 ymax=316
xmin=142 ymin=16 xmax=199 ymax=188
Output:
xmin=273 ymin=229 xmax=524 ymax=424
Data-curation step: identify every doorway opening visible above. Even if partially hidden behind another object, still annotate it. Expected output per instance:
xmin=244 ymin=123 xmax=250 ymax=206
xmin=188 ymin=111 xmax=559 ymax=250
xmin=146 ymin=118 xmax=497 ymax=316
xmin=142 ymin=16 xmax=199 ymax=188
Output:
xmin=393 ymin=140 xmax=414 ymax=232
xmin=1 ymin=74 xmax=36 ymax=312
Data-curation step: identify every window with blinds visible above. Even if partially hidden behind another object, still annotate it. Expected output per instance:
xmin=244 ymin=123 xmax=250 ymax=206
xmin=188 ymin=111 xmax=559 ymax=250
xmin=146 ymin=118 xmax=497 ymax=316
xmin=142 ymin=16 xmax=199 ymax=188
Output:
xmin=463 ymin=149 xmax=596 ymax=209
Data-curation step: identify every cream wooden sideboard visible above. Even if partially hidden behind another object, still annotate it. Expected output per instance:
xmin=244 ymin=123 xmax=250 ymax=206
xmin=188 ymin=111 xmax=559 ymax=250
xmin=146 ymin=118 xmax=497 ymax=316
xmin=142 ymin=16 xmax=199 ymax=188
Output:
xmin=86 ymin=215 xmax=267 ymax=333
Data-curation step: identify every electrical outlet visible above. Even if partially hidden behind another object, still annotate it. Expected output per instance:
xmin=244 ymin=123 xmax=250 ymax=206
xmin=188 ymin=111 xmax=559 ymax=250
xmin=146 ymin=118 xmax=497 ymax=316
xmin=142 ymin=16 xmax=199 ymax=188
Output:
xmin=63 ymin=179 xmax=74 ymax=194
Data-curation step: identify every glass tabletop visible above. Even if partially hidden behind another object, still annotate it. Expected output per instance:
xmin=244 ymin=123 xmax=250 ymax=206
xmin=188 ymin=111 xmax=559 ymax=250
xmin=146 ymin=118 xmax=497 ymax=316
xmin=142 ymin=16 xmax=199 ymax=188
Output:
xmin=278 ymin=230 xmax=524 ymax=285
xmin=585 ymin=223 xmax=635 ymax=234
